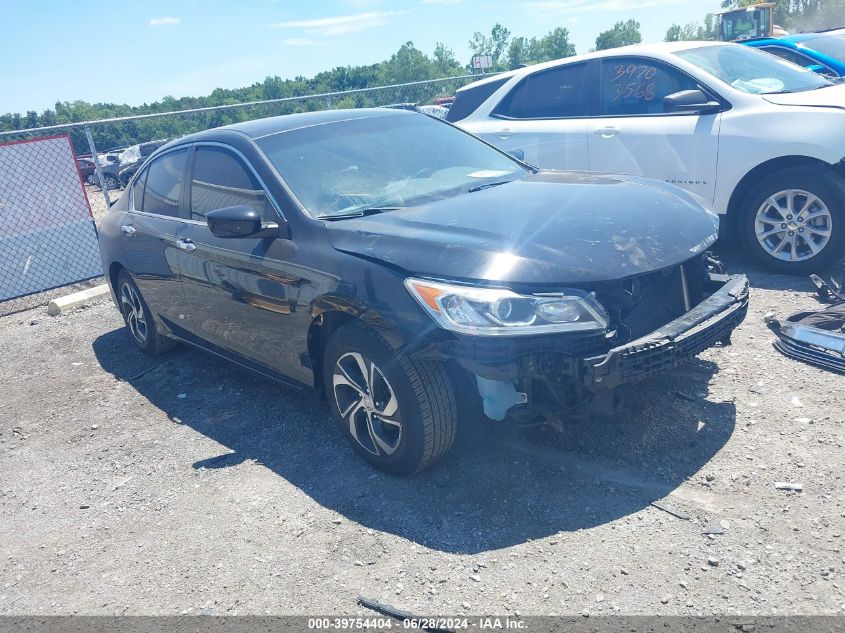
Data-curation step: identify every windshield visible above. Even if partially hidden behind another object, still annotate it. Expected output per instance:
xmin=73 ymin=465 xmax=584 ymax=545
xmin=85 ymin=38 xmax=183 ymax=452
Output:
xmin=801 ymin=34 xmax=845 ymax=62
xmin=675 ymin=44 xmax=833 ymax=94
xmin=255 ymin=112 xmax=527 ymax=218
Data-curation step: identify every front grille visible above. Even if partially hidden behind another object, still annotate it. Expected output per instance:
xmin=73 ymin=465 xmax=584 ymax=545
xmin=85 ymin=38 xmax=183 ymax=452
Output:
xmin=615 ymin=299 xmax=748 ymax=383
xmin=595 ymin=258 xmax=703 ymax=344
xmin=442 ymin=256 xmax=711 ymax=367
xmin=444 ymin=330 xmax=610 ymax=365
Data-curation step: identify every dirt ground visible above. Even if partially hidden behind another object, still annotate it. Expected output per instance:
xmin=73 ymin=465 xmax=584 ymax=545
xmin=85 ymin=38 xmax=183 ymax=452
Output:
xmin=1 ymin=250 xmax=844 ymax=617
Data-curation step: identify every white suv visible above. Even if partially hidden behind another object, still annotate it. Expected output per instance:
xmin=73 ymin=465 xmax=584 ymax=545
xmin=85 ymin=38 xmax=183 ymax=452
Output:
xmin=451 ymin=42 xmax=845 ymax=274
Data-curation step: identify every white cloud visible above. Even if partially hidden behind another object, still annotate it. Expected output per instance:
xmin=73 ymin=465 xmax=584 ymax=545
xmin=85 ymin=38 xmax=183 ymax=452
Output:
xmin=282 ymin=37 xmax=320 ymax=46
xmin=342 ymin=0 xmax=383 ymax=7
xmin=269 ymin=11 xmax=401 ymax=36
xmin=149 ymin=16 xmax=181 ymax=26
xmin=527 ymin=0 xmax=677 ymax=13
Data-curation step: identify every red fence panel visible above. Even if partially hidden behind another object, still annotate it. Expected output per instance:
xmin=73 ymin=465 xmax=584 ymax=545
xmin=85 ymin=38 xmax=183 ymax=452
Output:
xmin=0 ymin=135 xmax=102 ymax=315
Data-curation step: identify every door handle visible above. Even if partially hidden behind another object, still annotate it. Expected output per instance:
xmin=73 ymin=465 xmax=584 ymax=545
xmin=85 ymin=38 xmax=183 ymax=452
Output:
xmin=176 ymin=239 xmax=196 ymax=252
xmin=121 ymin=225 xmax=136 ymax=236
xmin=594 ymin=126 xmax=621 ymax=138
xmin=497 ymin=128 xmax=512 ymax=139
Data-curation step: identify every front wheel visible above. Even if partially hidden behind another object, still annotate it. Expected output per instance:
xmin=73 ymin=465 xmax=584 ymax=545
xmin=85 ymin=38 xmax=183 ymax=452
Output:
xmin=323 ymin=321 xmax=457 ymax=476
xmin=739 ymin=167 xmax=845 ymax=275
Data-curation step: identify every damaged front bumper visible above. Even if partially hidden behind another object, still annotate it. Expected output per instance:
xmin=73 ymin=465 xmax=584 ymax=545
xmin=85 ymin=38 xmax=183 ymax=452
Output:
xmin=429 ymin=272 xmax=749 ymax=421
xmin=582 ymin=274 xmax=749 ymax=389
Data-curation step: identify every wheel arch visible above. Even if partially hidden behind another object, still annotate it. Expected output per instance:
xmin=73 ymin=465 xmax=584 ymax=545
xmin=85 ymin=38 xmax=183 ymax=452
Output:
xmin=108 ymin=261 xmax=125 ymax=292
xmin=306 ymin=297 xmax=407 ymax=397
xmin=724 ymin=155 xmax=840 ymax=239
xmin=107 ymin=261 xmax=128 ymax=308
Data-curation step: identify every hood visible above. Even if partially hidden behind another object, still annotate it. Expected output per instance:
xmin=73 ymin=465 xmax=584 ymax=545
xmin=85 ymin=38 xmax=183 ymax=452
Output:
xmin=324 ymin=171 xmax=719 ymax=285
xmin=762 ymin=83 xmax=845 ymax=109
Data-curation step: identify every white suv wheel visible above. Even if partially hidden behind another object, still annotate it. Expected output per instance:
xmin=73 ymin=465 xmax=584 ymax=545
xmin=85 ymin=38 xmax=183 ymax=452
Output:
xmin=754 ymin=189 xmax=833 ymax=263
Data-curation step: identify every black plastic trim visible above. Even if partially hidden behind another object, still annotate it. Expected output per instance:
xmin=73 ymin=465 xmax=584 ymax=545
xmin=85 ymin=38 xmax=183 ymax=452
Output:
xmin=581 ymin=274 xmax=749 ymax=389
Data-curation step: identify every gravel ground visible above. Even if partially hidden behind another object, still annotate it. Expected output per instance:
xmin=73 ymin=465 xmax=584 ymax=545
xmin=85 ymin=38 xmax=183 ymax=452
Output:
xmin=1 ymin=251 xmax=844 ymax=617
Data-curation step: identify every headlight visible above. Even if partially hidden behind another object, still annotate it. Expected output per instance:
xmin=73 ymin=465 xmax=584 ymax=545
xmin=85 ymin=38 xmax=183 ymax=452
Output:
xmin=405 ymin=278 xmax=608 ymax=336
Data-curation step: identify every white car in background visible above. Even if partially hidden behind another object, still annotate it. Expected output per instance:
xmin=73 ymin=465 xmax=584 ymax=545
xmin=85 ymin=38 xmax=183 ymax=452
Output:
xmin=450 ymin=42 xmax=845 ymax=274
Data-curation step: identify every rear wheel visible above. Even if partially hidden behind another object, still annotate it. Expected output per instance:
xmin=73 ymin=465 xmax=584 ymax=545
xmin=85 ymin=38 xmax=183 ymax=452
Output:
xmin=323 ymin=321 xmax=457 ymax=475
xmin=739 ymin=167 xmax=845 ymax=275
xmin=117 ymin=270 xmax=176 ymax=355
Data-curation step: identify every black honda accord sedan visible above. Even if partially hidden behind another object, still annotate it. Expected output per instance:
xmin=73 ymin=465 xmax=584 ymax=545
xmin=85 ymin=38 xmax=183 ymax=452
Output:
xmin=100 ymin=108 xmax=749 ymax=475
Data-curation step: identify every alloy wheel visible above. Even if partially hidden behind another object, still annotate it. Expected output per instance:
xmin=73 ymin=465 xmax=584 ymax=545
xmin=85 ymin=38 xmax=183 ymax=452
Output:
xmin=332 ymin=352 xmax=402 ymax=456
xmin=754 ymin=189 xmax=833 ymax=263
xmin=120 ymin=282 xmax=148 ymax=345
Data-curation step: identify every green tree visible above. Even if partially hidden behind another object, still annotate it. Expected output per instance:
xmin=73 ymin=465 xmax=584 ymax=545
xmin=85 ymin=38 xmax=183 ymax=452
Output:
xmin=506 ymin=36 xmax=532 ymax=69
xmin=468 ymin=23 xmax=511 ymax=70
xmin=665 ymin=24 xmax=683 ymax=41
xmin=378 ymin=41 xmax=433 ymax=84
xmin=505 ymin=27 xmax=575 ymax=70
xmin=595 ymin=19 xmax=642 ymax=51
xmin=538 ymin=27 xmax=576 ymax=60
xmin=664 ymin=15 xmax=717 ymax=41
xmin=432 ymin=42 xmax=463 ymax=77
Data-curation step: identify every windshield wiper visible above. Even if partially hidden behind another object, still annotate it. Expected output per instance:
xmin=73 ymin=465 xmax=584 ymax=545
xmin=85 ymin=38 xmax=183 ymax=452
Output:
xmin=467 ymin=180 xmax=513 ymax=193
xmin=317 ymin=206 xmax=403 ymax=220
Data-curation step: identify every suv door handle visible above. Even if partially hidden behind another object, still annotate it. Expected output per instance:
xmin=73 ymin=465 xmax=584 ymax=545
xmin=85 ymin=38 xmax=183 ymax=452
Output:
xmin=594 ymin=126 xmax=620 ymax=138
xmin=497 ymin=128 xmax=512 ymax=140
xmin=176 ymin=239 xmax=196 ymax=252
xmin=121 ymin=225 xmax=136 ymax=236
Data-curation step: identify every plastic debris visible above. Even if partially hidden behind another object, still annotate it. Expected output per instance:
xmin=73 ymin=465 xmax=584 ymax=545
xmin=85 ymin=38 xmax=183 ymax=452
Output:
xmin=702 ymin=521 xmax=725 ymax=535
xmin=650 ymin=501 xmax=690 ymax=521
xmin=674 ymin=390 xmax=696 ymax=403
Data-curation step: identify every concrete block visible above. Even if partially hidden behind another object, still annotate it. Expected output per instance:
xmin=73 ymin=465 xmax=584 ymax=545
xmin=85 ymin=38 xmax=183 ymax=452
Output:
xmin=47 ymin=284 xmax=110 ymax=316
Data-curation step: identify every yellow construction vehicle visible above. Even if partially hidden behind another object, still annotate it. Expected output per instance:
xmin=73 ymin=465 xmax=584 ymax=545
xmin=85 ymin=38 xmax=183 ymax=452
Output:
xmin=717 ymin=3 xmax=777 ymax=41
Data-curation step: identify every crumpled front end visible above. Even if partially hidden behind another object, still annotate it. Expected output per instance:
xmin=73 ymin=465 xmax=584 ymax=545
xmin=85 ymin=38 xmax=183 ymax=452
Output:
xmin=419 ymin=253 xmax=749 ymax=425
xmin=582 ymin=273 xmax=749 ymax=389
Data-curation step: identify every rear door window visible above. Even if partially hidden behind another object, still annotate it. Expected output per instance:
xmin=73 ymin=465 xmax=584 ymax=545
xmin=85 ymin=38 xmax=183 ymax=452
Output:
xmin=600 ymin=58 xmax=699 ymax=116
xmin=445 ymin=77 xmax=509 ymax=122
xmin=189 ymin=146 xmax=274 ymax=221
xmin=131 ymin=168 xmax=147 ymax=210
xmin=141 ymin=148 xmax=188 ymax=217
xmin=493 ymin=63 xmax=589 ymax=119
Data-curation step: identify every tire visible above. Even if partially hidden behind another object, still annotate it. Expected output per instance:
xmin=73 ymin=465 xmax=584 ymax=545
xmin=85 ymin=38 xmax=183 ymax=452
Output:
xmin=323 ymin=321 xmax=457 ymax=476
xmin=103 ymin=175 xmax=121 ymax=191
xmin=739 ymin=166 xmax=845 ymax=275
xmin=116 ymin=270 xmax=176 ymax=355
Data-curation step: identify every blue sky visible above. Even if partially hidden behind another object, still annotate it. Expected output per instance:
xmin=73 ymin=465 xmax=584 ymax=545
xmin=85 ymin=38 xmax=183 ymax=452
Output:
xmin=1 ymin=0 xmax=721 ymax=116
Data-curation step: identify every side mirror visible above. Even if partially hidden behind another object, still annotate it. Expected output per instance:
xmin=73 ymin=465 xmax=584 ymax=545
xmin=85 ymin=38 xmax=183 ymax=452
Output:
xmin=507 ymin=148 xmax=525 ymax=161
xmin=663 ymin=89 xmax=722 ymax=115
xmin=206 ymin=206 xmax=264 ymax=238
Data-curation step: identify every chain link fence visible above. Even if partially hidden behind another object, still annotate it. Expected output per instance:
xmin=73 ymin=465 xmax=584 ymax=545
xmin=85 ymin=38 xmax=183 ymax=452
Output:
xmin=0 ymin=135 xmax=102 ymax=316
xmin=0 ymin=73 xmax=488 ymax=316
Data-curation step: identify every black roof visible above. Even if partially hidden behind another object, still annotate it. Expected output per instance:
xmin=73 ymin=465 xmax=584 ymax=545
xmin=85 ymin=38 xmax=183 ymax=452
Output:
xmin=176 ymin=108 xmax=413 ymax=146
